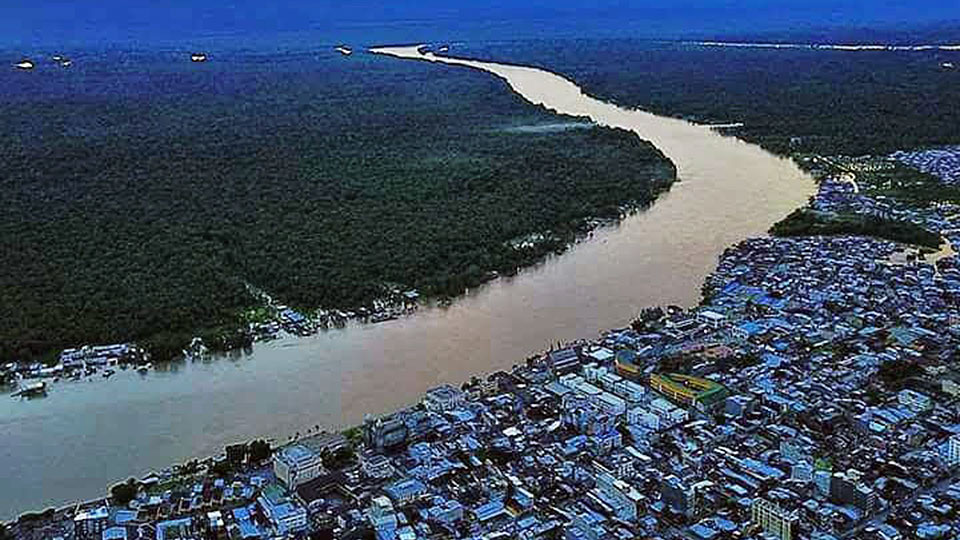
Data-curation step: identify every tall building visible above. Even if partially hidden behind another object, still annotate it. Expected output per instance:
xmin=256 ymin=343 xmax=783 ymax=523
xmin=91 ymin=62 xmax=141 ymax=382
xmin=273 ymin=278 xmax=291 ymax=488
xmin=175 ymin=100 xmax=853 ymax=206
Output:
xmin=814 ymin=470 xmax=832 ymax=499
xmin=364 ymin=412 xmax=409 ymax=451
xmin=258 ymin=485 xmax=308 ymax=535
xmin=792 ymin=461 xmax=814 ymax=482
xmin=361 ymin=452 xmax=396 ymax=480
xmin=594 ymin=468 xmax=640 ymax=521
xmin=562 ymin=393 xmax=616 ymax=435
xmin=548 ymin=348 xmax=581 ymax=375
xmin=369 ymin=496 xmax=399 ymax=538
xmin=273 ymin=445 xmax=325 ymax=489
xmin=830 ymin=470 xmax=876 ymax=514
xmin=661 ymin=475 xmax=699 ymax=518
xmin=947 ymin=435 xmax=960 ymax=466
xmin=751 ymin=498 xmax=798 ymax=540
xmin=73 ymin=507 xmax=109 ymax=540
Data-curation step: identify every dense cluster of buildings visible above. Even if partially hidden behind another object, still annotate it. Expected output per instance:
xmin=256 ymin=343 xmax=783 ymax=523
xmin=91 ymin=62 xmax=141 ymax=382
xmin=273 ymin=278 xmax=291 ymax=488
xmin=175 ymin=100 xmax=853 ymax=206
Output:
xmin=9 ymin=149 xmax=960 ymax=540
xmin=892 ymin=147 xmax=960 ymax=186
xmin=2 ymin=343 xmax=148 ymax=390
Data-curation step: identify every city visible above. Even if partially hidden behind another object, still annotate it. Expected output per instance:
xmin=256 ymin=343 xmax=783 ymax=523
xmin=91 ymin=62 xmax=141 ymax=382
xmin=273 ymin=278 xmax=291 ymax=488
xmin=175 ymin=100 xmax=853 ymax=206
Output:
xmin=8 ymin=147 xmax=960 ymax=540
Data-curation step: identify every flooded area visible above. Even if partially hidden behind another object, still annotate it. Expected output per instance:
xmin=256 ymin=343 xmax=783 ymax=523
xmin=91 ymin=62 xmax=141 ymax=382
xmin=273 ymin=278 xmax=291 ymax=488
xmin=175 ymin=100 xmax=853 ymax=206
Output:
xmin=0 ymin=47 xmax=813 ymax=519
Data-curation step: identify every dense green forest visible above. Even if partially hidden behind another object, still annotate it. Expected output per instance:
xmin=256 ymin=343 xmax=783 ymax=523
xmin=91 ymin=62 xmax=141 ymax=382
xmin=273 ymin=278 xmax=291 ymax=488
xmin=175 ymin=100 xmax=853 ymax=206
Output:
xmin=459 ymin=40 xmax=960 ymax=156
xmin=0 ymin=49 xmax=674 ymax=362
xmin=770 ymin=209 xmax=942 ymax=249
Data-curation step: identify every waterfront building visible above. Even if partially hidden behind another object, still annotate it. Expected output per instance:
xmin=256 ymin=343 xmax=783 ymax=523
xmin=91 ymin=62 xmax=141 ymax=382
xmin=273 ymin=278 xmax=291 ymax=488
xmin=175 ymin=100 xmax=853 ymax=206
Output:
xmin=273 ymin=445 xmax=325 ymax=489
xmin=364 ymin=412 xmax=409 ymax=451
xmin=548 ymin=348 xmax=581 ymax=375
xmin=698 ymin=309 xmax=727 ymax=329
xmin=422 ymin=384 xmax=466 ymax=412
xmin=73 ymin=507 xmax=109 ymax=540
xmin=751 ymin=498 xmax=798 ymax=540
xmin=614 ymin=348 xmax=644 ymax=380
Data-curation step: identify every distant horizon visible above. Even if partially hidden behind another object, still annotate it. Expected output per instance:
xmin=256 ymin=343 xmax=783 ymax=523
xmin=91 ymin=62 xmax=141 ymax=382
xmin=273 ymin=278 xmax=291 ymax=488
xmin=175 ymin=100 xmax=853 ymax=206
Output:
xmin=2 ymin=1 xmax=959 ymax=49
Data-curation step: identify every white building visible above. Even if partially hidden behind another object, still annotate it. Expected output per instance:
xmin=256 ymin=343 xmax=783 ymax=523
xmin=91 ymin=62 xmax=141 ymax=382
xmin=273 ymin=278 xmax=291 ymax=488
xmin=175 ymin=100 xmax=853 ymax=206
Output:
xmin=361 ymin=452 xmax=395 ymax=480
xmin=947 ymin=435 xmax=960 ymax=466
xmin=594 ymin=468 xmax=640 ymax=521
xmin=650 ymin=397 xmax=688 ymax=427
xmin=698 ymin=309 xmax=727 ymax=329
xmin=258 ymin=485 xmax=308 ymax=535
xmin=369 ymin=496 xmax=398 ymax=534
xmin=792 ymin=462 xmax=814 ymax=482
xmin=273 ymin=445 xmax=325 ymax=489
xmin=897 ymin=389 xmax=933 ymax=412
xmin=423 ymin=384 xmax=466 ymax=412
xmin=583 ymin=363 xmax=608 ymax=382
xmin=73 ymin=507 xmax=109 ymax=540
xmin=751 ymin=498 xmax=798 ymax=540
xmin=595 ymin=392 xmax=627 ymax=418
xmin=610 ymin=378 xmax=646 ymax=403
xmin=814 ymin=470 xmax=832 ymax=499
xmin=942 ymin=378 xmax=960 ymax=398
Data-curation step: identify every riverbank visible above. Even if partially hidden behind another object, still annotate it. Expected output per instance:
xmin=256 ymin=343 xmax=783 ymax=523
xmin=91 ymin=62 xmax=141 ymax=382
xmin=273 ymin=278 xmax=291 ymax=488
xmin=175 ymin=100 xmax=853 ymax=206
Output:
xmin=9 ymin=142 xmax=960 ymax=537
xmin=0 ymin=45 xmax=812 ymax=520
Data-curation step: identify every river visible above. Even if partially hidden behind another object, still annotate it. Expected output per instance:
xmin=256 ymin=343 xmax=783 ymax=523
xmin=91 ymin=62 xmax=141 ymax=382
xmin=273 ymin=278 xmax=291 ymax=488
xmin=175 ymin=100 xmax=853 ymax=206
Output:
xmin=0 ymin=46 xmax=813 ymax=519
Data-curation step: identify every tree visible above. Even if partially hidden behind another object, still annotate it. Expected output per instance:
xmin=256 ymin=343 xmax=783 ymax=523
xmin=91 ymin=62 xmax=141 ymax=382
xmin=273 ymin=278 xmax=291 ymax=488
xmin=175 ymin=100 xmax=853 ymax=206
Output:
xmin=226 ymin=443 xmax=248 ymax=466
xmin=321 ymin=446 xmax=356 ymax=470
xmin=110 ymin=478 xmax=139 ymax=506
xmin=211 ymin=460 xmax=234 ymax=478
xmin=249 ymin=439 xmax=272 ymax=464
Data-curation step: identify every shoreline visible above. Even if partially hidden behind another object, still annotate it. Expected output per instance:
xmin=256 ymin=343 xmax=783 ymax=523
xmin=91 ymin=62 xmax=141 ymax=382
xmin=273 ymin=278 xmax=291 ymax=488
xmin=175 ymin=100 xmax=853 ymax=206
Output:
xmin=3 ymin=164 xmax=677 ymax=400
xmin=1 ymin=45 xmax=813 ymax=521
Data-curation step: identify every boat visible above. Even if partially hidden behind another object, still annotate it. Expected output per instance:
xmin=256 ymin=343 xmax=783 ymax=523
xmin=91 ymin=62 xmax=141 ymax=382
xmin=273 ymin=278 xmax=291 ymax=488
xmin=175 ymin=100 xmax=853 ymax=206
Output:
xmin=336 ymin=46 xmax=353 ymax=56
xmin=52 ymin=55 xmax=63 ymax=62
xmin=15 ymin=59 xmax=34 ymax=70
xmin=60 ymin=59 xmax=72 ymax=68
xmin=137 ymin=363 xmax=152 ymax=374
xmin=190 ymin=53 xmax=208 ymax=63
xmin=102 ymin=369 xmax=116 ymax=378
xmin=12 ymin=381 xmax=47 ymax=398
xmin=943 ymin=62 xmax=956 ymax=70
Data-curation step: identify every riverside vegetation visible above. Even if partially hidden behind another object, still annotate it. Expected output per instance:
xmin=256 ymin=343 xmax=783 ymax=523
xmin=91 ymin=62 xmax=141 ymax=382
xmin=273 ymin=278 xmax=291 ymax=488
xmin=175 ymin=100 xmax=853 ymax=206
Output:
xmin=0 ymin=50 xmax=675 ymax=363
xmin=457 ymin=37 xmax=960 ymax=156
